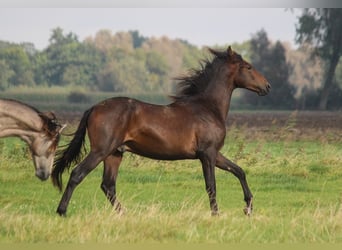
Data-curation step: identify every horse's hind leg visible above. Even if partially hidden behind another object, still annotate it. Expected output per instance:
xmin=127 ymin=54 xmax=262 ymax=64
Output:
xmin=56 ymin=151 xmax=104 ymax=216
xmin=215 ymin=152 xmax=253 ymax=216
xmin=101 ymin=150 xmax=123 ymax=211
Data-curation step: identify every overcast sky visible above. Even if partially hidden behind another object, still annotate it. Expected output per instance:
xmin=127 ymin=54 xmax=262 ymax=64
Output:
xmin=0 ymin=8 xmax=301 ymax=50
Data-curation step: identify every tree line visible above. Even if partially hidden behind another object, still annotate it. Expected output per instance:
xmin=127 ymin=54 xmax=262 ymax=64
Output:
xmin=0 ymin=9 xmax=341 ymax=110
xmin=0 ymin=29 xmax=201 ymax=94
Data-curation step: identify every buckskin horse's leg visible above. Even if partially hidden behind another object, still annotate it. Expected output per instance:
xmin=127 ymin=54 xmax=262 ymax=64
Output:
xmin=56 ymin=152 xmax=103 ymax=216
xmin=101 ymin=151 xmax=123 ymax=212
xmin=215 ymin=152 xmax=253 ymax=216
xmin=198 ymin=149 xmax=219 ymax=216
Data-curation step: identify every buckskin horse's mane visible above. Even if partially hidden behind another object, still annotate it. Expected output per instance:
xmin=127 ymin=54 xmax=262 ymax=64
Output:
xmin=172 ymin=48 xmax=232 ymax=100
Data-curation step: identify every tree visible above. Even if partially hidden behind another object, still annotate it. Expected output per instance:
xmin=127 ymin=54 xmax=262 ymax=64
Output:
xmin=42 ymin=28 xmax=80 ymax=85
xmin=42 ymin=27 xmax=102 ymax=88
xmin=142 ymin=37 xmax=185 ymax=93
xmin=0 ymin=59 xmax=14 ymax=90
xmin=296 ymin=8 xmax=342 ymax=110
xmin=285 ymin=44 xmax=324 ymax=98
xmin=180 ymin=40 xmax=203 ymax=71
xmin=130 ymin=30 xmax=147 ymax=49
xmin=145 ymin=51 xmax=169 ymax=75
xmin=242 ymin=30 xmax=296 ymax=109
xmin=0 ymin=44 xmax=35 ymax=87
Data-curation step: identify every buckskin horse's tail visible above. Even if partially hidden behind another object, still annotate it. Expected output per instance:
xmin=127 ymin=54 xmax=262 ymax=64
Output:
xmin=51 ymin=108 xmax=93 ymax=192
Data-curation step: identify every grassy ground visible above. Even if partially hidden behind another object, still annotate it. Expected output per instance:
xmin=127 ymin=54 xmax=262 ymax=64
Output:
xmin=0 ymin=125 xmax=341 ymax=243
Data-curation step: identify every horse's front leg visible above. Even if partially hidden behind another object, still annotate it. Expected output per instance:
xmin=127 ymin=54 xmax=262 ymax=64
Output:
xmin=215 ymin=152 xmax=253 ymax=216
xmin=198 ymin=149 xmax=219 ymax=216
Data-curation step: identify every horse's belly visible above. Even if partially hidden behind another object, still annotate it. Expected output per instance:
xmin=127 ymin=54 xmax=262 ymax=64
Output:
xmin=122 ymin=120 xmax=198 ymax=160
xmin=122 ymin=139 xmax=197 ymax=160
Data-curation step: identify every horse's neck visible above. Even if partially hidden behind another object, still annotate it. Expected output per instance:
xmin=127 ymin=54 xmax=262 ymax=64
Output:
xmin=0 ymin=100 xmax=43 ymax=144
xmin=0 ymin=100 xmax=44 ymax=131
xmin=0 ymin=127 xmax=40 ymax=145
xmin=0 ymin=115 xmax=41 ymax=144
xmin=202 ymin=74 xmax=235 ymax=121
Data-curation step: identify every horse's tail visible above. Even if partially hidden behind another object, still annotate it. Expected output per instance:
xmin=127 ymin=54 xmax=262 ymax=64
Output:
xmin=51 ymin=108 xmax=93 ymax=192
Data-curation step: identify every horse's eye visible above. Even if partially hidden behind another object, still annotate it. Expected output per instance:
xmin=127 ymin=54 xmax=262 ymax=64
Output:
xmin=240 ymin=63 xmax=251 ymax=70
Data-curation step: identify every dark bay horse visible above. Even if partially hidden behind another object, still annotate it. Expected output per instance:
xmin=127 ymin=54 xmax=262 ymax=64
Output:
xmin=52 ymin=46 xmax=271 ymax=216
xmin=0 ymin=98 xmax=65 ymax=180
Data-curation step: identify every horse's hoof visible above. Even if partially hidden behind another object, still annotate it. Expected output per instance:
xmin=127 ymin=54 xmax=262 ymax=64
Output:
xmin=114 ymin=201 xmax=122 ymax=211
xmin=57 ymin=208 xmax=67 ymax=217
xmin=211 ymin=210 xmax=220 ymax=216
xmin=57 ymin=212 xmax=66 ymax=217
xmin=114 ymin=202 xmax=126 ymax=215
xmin=243 ymin=206 xmax=252 ymax=216
xmin=244 ymin=197 xmax=253 ymax=216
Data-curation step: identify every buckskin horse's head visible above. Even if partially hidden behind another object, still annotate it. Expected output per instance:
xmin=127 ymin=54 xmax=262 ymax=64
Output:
xmin=30 ymin=112 xmax=66 ymax=181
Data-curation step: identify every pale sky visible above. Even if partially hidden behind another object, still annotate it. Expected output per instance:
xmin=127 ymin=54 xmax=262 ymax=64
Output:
xmin=0 ymin=8 xmax=301 ymax=50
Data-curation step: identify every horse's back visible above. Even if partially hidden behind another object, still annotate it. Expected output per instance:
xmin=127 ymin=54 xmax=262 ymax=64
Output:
xmin=91 ymin=96 xmax=196 ymax=131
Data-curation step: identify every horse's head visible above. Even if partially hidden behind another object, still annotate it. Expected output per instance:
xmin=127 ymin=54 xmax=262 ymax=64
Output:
xmin=31 ymin=112 xmax=66 ymax=181
xmin=210 ymin=46 xmax=271 ymax=96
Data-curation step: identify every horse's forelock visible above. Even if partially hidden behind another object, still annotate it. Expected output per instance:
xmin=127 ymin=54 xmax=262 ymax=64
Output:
xmin=39 ymin=112 xmax=61 ymax=137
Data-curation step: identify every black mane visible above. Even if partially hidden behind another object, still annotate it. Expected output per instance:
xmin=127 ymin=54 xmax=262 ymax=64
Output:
xmin=173 ymin=48 xmax=229 ymax=100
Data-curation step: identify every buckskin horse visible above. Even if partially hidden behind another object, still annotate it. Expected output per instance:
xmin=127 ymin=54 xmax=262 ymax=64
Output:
xmin=0 ymin=98 xmax=65 ymax=180
xmin=52 ymin=46 xmax=271 ymax=216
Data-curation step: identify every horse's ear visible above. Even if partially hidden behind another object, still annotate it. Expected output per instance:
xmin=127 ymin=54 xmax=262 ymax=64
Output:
xmin=227 ymin=46 xmax=234 ymax=57
xmin=208 ymin=47 xmax=227 ymax=58
xmin=43 ymin=111 xmax=57 ymax=120
xmin=207 ymin=47 xmax=217 ymax=56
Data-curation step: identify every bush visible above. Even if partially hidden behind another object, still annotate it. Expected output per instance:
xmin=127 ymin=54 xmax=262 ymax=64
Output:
xmin=67 ymin=91 xmax=90 ymax=103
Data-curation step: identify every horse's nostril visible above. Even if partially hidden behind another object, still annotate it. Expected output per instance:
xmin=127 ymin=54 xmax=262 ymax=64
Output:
xmin=36 ymin=170 xmax=50 ymax=181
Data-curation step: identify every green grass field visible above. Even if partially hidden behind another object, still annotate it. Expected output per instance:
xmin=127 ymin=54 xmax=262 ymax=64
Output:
xmin=0 ymin=125 xmax=341 ymax=243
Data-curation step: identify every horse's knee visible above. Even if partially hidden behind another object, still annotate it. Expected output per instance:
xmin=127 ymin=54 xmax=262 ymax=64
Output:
xmin=68 ymin=167 xmax=87 ymax=185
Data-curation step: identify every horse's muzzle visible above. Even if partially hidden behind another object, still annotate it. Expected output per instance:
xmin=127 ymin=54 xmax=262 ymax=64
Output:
xmin=36 ymin=170 xmax=50 ymax=181
xmin=258 ymin=82 xmax=271 ymax=96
